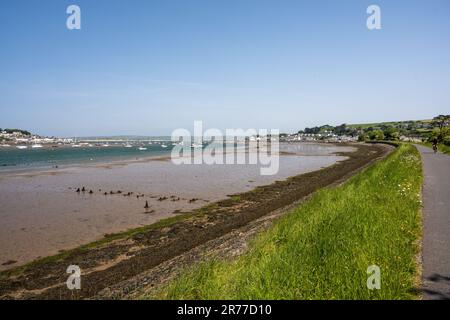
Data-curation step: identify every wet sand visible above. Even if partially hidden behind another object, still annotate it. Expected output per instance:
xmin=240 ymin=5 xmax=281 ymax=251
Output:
xmin=0 ymin=143 xmax=392 ymax=299
xmin=0 ymin=143 xmax=353 ymax=270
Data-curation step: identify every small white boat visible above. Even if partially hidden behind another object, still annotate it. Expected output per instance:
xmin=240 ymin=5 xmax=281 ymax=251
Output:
xmin=72 ymin=144 xmax=82 ymax=148
xmin=32 ymin=144 xmax=43 ymax=149
xmin=191 ymin=143 xmax=202 ymax=148
xmin=161 ymin=144 xmax=168 ymax=148
xmin=102 ymin=144 xmax=110 ymax=147
xmin=124 ymin=140 xmax=133 ymax=148
xmin=138 ymin=147 xmax=147 ymax=151
xmin=16 ymin=145 xmax=28 ymax=150
xmin=0 ymin=144 xmax=11 ymax=147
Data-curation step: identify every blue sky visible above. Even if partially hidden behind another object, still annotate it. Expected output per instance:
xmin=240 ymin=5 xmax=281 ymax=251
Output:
xmin=0 ymin=0 xmax=449 ymax=137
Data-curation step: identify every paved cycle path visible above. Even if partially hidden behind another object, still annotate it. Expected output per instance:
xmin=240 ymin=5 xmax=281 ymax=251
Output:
xmin=415 ymin=145 xmax=450 ymax=300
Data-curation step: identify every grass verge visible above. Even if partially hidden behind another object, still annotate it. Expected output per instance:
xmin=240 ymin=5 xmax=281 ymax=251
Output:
xmin=151 ymin=144 xmax=423 ymax=300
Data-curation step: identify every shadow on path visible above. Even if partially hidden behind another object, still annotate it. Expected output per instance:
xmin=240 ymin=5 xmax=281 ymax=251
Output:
xmin=422 ymin=274 xmax=450 ymax=300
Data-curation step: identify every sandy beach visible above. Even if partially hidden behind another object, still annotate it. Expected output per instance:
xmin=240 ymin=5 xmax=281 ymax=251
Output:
xmin=0 ymin=143 xmax=353 ymax=270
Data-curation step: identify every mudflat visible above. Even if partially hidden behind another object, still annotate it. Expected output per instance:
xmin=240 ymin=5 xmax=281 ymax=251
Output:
xmin=0 ymin=143 xmax=390 ymax=300
xmin=0 ymin=143 xmax=350 ymax=269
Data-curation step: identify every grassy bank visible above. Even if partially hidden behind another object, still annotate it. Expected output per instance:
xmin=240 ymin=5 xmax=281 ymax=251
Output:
xmin=151 ymin=144 xmax=422 ymax=300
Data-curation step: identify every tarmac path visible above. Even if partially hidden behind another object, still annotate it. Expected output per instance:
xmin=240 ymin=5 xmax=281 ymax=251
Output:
xmin=416 ymin=145 xmax=450 ymax=300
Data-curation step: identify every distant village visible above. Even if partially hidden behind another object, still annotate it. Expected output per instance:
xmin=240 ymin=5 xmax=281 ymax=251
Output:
xmin=1 ymin=115 xmax=449 ymax=148
xmin=0 ymin=128 xmax=74 ymax=148
xmin=282 ymin=115 xmax=450 ymax=145
xmin=282 ymin=130 xmax=358 ymax=143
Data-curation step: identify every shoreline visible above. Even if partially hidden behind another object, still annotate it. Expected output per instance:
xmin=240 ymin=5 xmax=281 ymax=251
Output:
xmin=0 ymin=143 xmax=350 ymax=270
xmin=0 ymin=142 xmax=392 ymax=299
xmin=0 ymin=141 xmax=352 ymax=176
xmin=0 ymin=151 xmax=173 ymax=177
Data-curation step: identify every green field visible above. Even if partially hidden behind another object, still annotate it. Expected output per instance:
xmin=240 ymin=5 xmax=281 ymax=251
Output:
xmin=347 ymin=119 xmax=431 ymax=129
xmin=148 ymin=144 xmax=423 ymax=300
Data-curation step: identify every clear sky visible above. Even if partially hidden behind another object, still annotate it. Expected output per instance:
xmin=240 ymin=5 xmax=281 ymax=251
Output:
xmin=0 ymin=0 xmax=449 ymax=137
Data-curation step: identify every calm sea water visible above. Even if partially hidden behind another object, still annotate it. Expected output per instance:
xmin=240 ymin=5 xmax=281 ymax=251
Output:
xmin=0 ymin=137 xmax=246 ymax=171
xmin=0 ymin=139 xmax=348 ymax=173
xmin=0 ymin=141 xmax=174 ymax=171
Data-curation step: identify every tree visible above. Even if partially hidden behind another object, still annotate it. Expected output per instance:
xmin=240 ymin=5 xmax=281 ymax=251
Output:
xmin=432 ymin=115 xmax=450 ymax=142
xmin=368 ymin=130 xmax=384 ymax=141
xmin=432 ymin=115 xmax=450 ymax=130
xmin=304 ymin=127 xmax=321 ymax=134
xmin=358 ymin=134 xmax=368 ymax=142
xmin=333 ymin=124 xmax=348 ymax=136
xmin=384 ymin=127 xmax=399 ymax=141
xmin=4 ymin=128 xmax=31 ymax=136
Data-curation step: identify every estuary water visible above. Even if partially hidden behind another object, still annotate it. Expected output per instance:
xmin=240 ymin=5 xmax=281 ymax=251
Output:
xmin=0 ymin=142 xmax=354 ymax=270
xmin=0 ymin=141 xmax=173 ymax=171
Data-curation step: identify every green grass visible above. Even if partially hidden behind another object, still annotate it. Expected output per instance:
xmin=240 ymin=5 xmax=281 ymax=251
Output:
xmin=347 ymin=119 xmax=431 ymax=129
xmin=348 ymin=121 xmax=400 ymax=129
xmin=150 ymin=144 xmax=423 ymax=300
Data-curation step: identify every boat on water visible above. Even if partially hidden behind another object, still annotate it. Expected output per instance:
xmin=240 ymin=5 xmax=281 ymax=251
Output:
xmin=102 ymin=144 xmax=110 ymax=147
xmin=72 ymin=144 xmax=82 ymax=148
xmin=138 ymin=147 xmax=147 ymax=151
xmin=124 ymin=139 xmax=133 ymax=148
xmin=161 ymin=144 xmax=168 ymax=148
xmin=31 ymin=144 xmax=43 ymax=149
xmin=16 ymin=145 xmax=28 ymax=150
xmin=0 ymin=144 xmax=11 ymax=147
